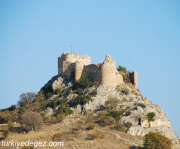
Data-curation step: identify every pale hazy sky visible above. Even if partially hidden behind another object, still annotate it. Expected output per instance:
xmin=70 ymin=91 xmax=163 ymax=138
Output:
xmin=0 ymin=0 xmax=180 ymax=137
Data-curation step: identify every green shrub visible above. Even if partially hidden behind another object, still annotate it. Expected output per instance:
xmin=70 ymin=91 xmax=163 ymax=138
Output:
xmin=18 ymin=107 xmax=25 ymax=114
xmin=125 ymin=111 xmax=131 ymax=116
xmin=125 ymin=122 xmax=132 ymax=128
xmin=118 ymin=65 xmax=127 ymax=72
xmin=147 ymin=112 xmax=155 ymax=122
xmin=144 ymin=132 xmax=172 ymax=149
xmin=58 ymin=105 xmax=73 ymax=115
xmin=57 ymin=98 xmax=68 ymax=106
xmin=91 ymin=90 xmax=97 ymax=96
xmin=122 ymin=73 xmax=131 ymax=83
xmin=8 ymin=121 xmax=13 ymax=131
xmin=9 ymin=105 xmax=16 ymax=111
xmin=76 ymin=88 xmax=83 ymax=95
xmin=51 ymin=99 xmax=57 ymax=109
xmin=106 ymin=110 xmax=121 ymax=121
xmin=46 ymin=92 xmax=52 ymax=99
xmin=59 ymin=92 xmax=64 ymax=98
xmin=138 ymin=103 xmax=146 ymax=109
xmin=74 ymin=95 xmax=87 ymax=105
xmin=41 ymin=101 xmax=48 ymax=110
xmin=86 ymin=95 xmax=93 ymax=102
xmin=67 ymin=88 xmax=72 ymax=95
xmin=113 ymin=122 xmax=126 ymax=132
xmin=96 ymin=113 xmax=114 ymax=126
xmin=79 ymin=72 xmax=93 ymax=89
xmin=121 ymin=88 xmax=129 ymax=95
xmin=3 ymin=129 xmax=9 ymax=139
xmin=84 ymin=88 xmax=90 ymax=94
xmin=55 ymin=88 xmax=61 ymax=95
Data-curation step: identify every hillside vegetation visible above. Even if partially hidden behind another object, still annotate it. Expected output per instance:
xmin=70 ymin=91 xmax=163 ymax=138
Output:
xmin=0 ymin=67 xmax=179 ymax=149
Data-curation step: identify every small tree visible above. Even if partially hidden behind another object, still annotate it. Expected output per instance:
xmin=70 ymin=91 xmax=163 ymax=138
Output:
xmin=2 ymin=130 xmax=9 ymax=139
xmin=91 ymin=90 xmax=97 ymax=95
xmin=8 ymin=121 xmax=13 ymax=131
xmin=76 ymin=88 xmax=83 ymax=95
xmin=125 ymin=122 xmax=133 ymax=128
xmin=41 ymin=101 xmax=48 ymax=110
xmin=18 ymin=92 xmax=36 ymax=107
xmin=9 ymin=105 xmax=16 ymax=111
xmin=105 ymin=97 xmax=120 ymax=110
xmin=144 ymin=132 xmax=172 ymax=149
xmin=55 ymin=88 xmax=61 ymax=95
xmin=79 ymin=72 xmax=93 ymax=89
xmin=106 ymin=110 xmax=121 ymax=121
xmin=46 ymin=92 xmax=52 ymax=99
xmin=21 ymin=112 xmax=43 ymax=132
xmin=18 ymin=107 xmax=25 ymax=114
xmin=147 ymin=112 xmax=155 ymax=122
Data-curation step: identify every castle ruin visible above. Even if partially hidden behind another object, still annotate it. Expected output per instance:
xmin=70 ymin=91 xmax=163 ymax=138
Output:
xmin=58 ymin=53 xmax=138 ymax=86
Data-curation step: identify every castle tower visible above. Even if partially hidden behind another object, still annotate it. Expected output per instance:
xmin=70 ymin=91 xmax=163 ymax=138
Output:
xmin=75 ymin=61 xmax=84 ymax=82
xmin=101 ymin=54 xmax=123 ymax=86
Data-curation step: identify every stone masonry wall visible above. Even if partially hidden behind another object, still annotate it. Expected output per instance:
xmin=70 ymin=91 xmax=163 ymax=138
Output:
xmin=62 ymin=62 xmax=75 ymax=78
xmin=58 ymin=53 xmax=137 ymax=87
xmin=84 ymin=63 xmax=102 ymax=84
xmin=75 ymin=61 xmax=84 ymax=82
xmin=130 ymin=71 xmax=138 ymax=86
xmin=58 ymin=53 xmax=91 ymax=76
xmin=101 ymin=55 xmax=123 ymax=86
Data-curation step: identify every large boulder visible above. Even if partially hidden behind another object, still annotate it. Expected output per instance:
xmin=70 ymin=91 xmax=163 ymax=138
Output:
xmin=52 ymin=77 xmax=63 ymax=91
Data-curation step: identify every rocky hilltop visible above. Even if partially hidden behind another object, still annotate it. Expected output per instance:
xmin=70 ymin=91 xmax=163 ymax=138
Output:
xmin=41 ymin=53 xmax=180 ymax=149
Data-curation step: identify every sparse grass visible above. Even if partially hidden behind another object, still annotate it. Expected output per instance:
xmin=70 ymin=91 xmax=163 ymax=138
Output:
xmin=0 ymin=119 xmax=144 ymax=149
xmin=86 ymin=123 xmax=95 ymax=130
xmin=113 ymin=122 xmax=126 ymax=132
xmin=87 ymin=129 xmax=104 ymax=140
xmin=73 ymin=121 xmax=84 ymax=131
xmin=53 ymin=130 xmax=79 ymax=141
xmin=105 ymin=97 xmax=120 ymax=110
xmin=117 ymin=83 xmax=130 ymax=95
xmin=96 ymin=113 xmax=114 ymax=126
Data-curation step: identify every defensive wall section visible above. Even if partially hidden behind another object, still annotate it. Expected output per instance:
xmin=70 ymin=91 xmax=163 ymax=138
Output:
xmin=58 ymin=53 xmax=138 ymax=87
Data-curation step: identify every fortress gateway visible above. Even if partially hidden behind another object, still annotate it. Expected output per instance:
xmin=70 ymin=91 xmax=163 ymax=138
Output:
xmin=58 ymin=53 xmax=138 ymax=86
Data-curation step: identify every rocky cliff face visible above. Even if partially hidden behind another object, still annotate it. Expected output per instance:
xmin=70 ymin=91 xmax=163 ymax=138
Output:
xmin=49 ymin=76 xmax=180 ymax=148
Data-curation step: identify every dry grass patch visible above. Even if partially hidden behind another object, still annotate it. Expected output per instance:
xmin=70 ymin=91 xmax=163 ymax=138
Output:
xmin=105 ymin=97 xmax=120 ymax=110
xmin=112 ymin=122 xmax=126 ymax=132
xmin=52 ymin=130 xmax=79 ymax=141
xmin=73 ymin=120 xmax=84 ymax=131
xmin=96 ymin=113 xmax=114 ymax=126
xmin=87 ymin=129 xmax=104 ymax=140
xmin=86 ymin=123 xmax=96 ymax=130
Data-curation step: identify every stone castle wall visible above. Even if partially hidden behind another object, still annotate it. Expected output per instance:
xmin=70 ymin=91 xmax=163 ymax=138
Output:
xmin=58 ymin=53 xmax=137 ymax=87
xmin=130 ymin=71 xmax=138 ymax=86
xmin=58 ymin=53 xmax=91 ymax=77
xmin=75 ymin=61 xmax=84 ymax=82
xmin=84 ymin=63 xmax=102 ymax=83
xmin=101 ymin=55 xmax=123 ymax=86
